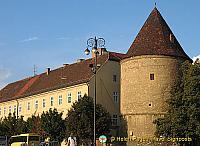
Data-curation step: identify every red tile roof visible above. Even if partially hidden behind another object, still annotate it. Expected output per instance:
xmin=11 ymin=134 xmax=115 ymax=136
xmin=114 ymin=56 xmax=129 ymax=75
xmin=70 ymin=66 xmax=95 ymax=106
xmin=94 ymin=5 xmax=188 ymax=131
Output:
xmin=0 ymin=52 xmax=124 ymax=103
xmin=127 ymin=7 xmax=191 ymax=61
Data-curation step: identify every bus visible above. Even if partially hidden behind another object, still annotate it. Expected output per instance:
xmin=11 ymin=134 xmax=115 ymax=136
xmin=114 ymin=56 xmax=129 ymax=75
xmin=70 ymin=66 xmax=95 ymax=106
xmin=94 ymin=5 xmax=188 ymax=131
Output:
xmin=10 ymin=133 xmax=40 ymax=146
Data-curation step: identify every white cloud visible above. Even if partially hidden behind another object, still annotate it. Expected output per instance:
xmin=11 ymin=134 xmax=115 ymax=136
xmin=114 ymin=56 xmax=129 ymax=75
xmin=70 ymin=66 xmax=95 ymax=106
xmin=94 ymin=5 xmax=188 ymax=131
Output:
xmin=0 ymin=68 xmax=11 ymax=89
xmin=56 ymin=37 xmax=70 ymax=40
xmin=20 ymin=37 xmax=38 ymax=42
xmin=192 ymin=54 xmax=200 ymax=62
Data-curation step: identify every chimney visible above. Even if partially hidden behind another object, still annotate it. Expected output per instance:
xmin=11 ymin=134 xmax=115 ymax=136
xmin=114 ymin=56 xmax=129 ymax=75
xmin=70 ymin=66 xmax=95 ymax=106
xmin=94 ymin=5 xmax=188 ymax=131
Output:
xmin=77 ymin=59 xmax=85 ymax=63
xmin=92 ymin=48 xmax=108 ymax=58
xmin=63 ymin=64 xmax=69 ymax=67
xmin=46 ymin=68 xmax=50 ymax=75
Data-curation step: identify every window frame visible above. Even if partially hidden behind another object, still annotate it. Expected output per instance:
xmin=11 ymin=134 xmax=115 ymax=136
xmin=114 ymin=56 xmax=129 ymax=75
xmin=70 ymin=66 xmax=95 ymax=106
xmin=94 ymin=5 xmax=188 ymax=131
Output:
xmin=150 ymin=73 xmax=154 ymax=80
xmin=19 ymin=104 xmax=22 ymax=113
xmin=35 ymin=100 xmax=38 ymax=109
xmin=113 ymin=92 xmax=118 ymax=102
xmin=58 ymin=95 xmax=63 ymax=105
xmin=9 ymin=106 xmax=12 ymax=113
xmin=77 ymin=91 xmax=82 ymax=101
xmin=50 ymin=97 xmax=54 ymax=106
xmin=113 ymin=74 xmax=117 ymax=82
xmin=68 ymin=93 xmax=72 ymax=103
xmin=42 ymin=99 xmax=46 ymax=108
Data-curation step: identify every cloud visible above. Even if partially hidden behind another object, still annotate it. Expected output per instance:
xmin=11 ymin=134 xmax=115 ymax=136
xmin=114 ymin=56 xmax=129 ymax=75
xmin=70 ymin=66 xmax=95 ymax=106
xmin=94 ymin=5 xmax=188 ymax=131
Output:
xmin=0 ymin=68 xmax=11 ymax=89
xmin=192 ymin=54 xmax=200 ymax=62
xmin=0 ymin=82 xmax=7 ymax=90
xmin=0 ymin=68 xmax=11 ymax=81
xmin=20 ymin=37 xmax=39 ymax=42
xmin=56 ymin=37 xmax=70 ymax=40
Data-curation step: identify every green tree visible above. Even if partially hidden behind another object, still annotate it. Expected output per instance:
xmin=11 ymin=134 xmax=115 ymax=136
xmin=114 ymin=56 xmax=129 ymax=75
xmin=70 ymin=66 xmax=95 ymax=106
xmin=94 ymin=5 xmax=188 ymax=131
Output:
xmin=65 ymin=95 xmax=111 ymax=144
xmin=0 ymin=113 xmax=27 ymax=137
xmin=41 ymin=108 xmax=66 ymax=143
xmin=155 ymin=60 xmax=200 ymax=146
xmin=26 ymin=115 xmax=46 ymax=140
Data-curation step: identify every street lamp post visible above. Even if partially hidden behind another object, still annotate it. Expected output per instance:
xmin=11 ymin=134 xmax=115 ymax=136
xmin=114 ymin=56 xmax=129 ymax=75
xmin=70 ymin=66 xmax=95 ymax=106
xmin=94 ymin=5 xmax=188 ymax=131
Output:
xmin=84 ymin=36 xmax=105 ymax=146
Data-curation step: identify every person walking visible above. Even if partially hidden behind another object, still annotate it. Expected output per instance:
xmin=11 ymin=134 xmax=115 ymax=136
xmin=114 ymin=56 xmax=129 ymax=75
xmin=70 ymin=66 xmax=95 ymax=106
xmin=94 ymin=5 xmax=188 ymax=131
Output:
xmin=65 ymin=133 xmax=77 ymax=146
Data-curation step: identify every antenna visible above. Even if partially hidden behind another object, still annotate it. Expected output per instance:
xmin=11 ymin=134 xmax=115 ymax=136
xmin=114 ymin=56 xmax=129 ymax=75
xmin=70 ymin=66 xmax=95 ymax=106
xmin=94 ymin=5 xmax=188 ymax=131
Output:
xmin=155 ymin=2 xmax=157 ymax=7
xmin=33 ymin=65 xmax=37 ymax=76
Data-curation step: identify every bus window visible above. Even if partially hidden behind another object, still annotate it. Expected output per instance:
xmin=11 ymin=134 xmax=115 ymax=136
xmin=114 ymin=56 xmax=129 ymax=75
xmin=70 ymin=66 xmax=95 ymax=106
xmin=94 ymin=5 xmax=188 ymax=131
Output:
xmin=10 ymin=136 xmax=27 ymax=143
xmin=29 ymin=136 xmax=40 ymax=141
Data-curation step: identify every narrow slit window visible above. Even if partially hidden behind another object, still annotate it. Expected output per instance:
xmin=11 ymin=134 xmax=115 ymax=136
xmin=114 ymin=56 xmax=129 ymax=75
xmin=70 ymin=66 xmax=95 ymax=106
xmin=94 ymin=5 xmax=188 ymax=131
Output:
xmin=150 ymin=74 xmax=154 ymax=80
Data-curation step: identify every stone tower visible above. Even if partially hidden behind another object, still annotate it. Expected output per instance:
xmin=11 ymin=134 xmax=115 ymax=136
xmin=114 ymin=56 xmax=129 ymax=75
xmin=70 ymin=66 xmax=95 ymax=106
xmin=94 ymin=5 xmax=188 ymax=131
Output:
xmin=120 ymin=7 xmax=191 ymax=144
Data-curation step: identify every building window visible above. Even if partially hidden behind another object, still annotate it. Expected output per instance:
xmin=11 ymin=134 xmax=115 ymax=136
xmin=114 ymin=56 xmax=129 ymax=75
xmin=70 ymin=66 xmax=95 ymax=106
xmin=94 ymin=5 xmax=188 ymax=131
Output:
xmin=0 ymin=108 xmax=1 ymax=115
xmin=4 ymin=107 xmax=6 ymax=115
xmin=58 ymin=95 xmax=62 ymax=105
xmin=9 ymin=106 xmax=12 ymax=113
xmin=50 ymin=97 xmax=54 ymax=106
xmin=68 ymin=93 xmax=72 ymax=103
xmin=27 ymin=102 xmax=30 ymax=111
xmin=14 ymin=105 xmax=17 ymax=113
xmin=35 ymin=100 xmax=38 ymax=109
xmin=149 ymin=102 xmax=153 ymax=107
xmin=43 ymin=99 xmax=46 ymax=108
xmin=113 ymin=75 xmax=117 ymax=82
xmin=19 ymin=104 xmax=22 ymax=113
xmin=112 ymin=114 xmax=118 ymax=126
xmin=77 ymin=91 xmax=81 ymax=101
xmin=113 ymin=92 xmax=118 ymax=102
xmin=150 ymin=73 xmax=154 ymax=80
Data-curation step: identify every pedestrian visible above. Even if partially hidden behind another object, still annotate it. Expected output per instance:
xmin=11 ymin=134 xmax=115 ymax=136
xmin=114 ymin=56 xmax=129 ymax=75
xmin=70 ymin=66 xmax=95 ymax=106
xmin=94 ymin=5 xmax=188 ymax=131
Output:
xmin=65 ymin=133 xmax=77 ymax=146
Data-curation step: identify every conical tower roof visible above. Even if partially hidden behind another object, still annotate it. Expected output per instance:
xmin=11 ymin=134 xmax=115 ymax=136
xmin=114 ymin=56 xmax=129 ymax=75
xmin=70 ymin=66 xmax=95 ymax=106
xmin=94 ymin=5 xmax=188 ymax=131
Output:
xmin=127 ymin=7 xmax=191 ymax=60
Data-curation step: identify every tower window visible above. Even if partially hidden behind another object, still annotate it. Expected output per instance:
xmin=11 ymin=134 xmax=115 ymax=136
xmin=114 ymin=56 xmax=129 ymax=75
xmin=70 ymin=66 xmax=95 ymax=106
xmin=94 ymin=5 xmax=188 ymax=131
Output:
xmin=113 ymin=75 xmax=117 ymax=82
xmin=112 ymin=114 xmax=118 ymax=126
xmin=150 ymin=74 xmax=154 ymax=80
xmin=113 ymin=92 xmax=118 ymax=102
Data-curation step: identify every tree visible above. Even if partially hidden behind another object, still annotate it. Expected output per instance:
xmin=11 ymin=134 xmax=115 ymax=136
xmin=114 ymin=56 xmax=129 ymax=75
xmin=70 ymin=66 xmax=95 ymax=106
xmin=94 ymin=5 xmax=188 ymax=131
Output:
xmin=65 ymin=95 xmax=111 ymax=144
xmin=26 ymin=115 xmax=46 ymax=141
xmin=41 ymin=108 xmax=66 ymax=143
xmin=155 ymin=60 xmax=200 ymax=146
xmin=0 ymin=113 xmax=27 ymax=137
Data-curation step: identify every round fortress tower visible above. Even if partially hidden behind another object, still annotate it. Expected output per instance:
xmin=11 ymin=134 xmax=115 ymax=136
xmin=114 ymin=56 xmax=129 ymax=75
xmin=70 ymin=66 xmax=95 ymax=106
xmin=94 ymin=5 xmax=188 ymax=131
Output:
xmin=120 ymin=7 xmax=191 ymax=139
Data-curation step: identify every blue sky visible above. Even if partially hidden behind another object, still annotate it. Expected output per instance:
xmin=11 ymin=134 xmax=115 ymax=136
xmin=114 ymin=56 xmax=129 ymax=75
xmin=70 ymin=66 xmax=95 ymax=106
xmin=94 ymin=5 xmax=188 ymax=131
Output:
xmin=0 ymin=0 xmax=200 ymax=89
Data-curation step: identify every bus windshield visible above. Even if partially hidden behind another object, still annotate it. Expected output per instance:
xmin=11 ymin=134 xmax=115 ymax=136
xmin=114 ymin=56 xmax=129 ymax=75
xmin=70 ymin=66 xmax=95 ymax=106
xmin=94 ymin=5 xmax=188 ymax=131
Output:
xmin=10 ymin=136 xmax=27 ymax=143
xmin=10 ymin=134 xmax=40 ymax=145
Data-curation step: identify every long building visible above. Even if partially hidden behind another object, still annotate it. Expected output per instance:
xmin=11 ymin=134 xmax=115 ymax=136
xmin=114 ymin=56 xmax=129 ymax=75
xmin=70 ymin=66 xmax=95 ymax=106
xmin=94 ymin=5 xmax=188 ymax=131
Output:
xmin=0 ymin=7 xmax=191 ymax=146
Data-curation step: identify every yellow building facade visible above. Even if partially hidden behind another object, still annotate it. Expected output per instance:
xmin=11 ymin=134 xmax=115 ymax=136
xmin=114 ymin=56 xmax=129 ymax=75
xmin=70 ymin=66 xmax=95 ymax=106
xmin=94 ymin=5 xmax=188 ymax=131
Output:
xmin=0 ymin=52 xmax=123 ymax=122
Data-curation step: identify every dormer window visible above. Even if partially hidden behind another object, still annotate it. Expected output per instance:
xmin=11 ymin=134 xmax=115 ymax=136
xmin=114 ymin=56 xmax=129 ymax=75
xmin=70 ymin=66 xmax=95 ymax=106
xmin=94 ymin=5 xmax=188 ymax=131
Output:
xmin=170 ymin=33 xmax=174 ymax=43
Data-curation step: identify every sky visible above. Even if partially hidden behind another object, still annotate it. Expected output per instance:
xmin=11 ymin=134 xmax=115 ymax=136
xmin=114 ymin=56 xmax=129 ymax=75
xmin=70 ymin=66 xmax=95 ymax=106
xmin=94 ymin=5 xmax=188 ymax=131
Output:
xmin=0 ymin=0 xmax=200 ymax=89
